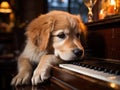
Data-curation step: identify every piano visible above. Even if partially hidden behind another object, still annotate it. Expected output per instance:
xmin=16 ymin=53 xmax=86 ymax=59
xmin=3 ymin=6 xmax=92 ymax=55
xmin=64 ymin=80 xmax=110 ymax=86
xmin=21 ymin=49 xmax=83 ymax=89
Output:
xmin=0 ymin=15 xmax=120 ymax=90
xmin=50 ymin=15 xmax=120 ymax=90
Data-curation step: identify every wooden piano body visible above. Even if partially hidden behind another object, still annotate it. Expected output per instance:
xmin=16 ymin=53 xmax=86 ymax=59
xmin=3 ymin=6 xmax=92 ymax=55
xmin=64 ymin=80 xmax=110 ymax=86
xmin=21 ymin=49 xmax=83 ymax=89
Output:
xmin=0 ymin=15 xmax=120 ymax=90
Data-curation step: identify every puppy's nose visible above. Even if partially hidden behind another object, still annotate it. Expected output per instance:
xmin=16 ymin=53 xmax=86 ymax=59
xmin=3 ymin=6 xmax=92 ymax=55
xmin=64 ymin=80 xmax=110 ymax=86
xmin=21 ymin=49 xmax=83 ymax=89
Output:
xmin=72 ymin=49 xmax=83 ymax=57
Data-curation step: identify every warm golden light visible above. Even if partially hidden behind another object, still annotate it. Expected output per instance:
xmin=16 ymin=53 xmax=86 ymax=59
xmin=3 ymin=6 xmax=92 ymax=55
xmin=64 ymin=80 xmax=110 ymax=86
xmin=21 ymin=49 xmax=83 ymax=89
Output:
xmin=109 ymin=83 xmax=119 ymax=89
xmin=107 ymin=0 xmax=116 ymax=15
xmin=110 ymin=0 xmax=116 ymax=5
xmin=99 ymin=9 xmax=106 ymax=19
xmin=110 ymin=83 xmax=116 ymax=88
xmin=0 ymin=1 xmax=12 ymax=13
xmin=1 ymin=1 xmax=10 ymax=8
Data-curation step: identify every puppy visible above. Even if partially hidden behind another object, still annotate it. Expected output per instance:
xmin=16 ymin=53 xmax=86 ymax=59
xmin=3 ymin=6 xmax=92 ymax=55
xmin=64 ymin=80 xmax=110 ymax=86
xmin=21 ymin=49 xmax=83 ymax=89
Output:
xmin=11 ymin=10 xmax=87 ymax=86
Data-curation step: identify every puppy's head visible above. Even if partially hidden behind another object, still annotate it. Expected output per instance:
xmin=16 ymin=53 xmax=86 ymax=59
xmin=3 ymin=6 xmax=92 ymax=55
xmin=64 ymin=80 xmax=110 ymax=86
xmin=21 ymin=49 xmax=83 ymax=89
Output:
xmin=26 ymin=11 xmax=87 ymax=61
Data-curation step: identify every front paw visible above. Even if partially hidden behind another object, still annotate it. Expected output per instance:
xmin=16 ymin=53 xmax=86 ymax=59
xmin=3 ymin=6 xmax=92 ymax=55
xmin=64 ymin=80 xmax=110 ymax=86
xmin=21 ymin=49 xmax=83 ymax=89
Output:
xmin=11 ymin=72 xmax=32 ymax=86
xmin=31 ymin=70 xmax=50 ymax=85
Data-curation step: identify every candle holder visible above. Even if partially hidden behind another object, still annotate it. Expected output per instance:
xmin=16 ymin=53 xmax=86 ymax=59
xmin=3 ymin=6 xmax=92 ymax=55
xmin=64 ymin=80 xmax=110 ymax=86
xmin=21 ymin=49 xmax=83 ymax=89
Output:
xmin=83 ymin=0 xmax=97 ymax=22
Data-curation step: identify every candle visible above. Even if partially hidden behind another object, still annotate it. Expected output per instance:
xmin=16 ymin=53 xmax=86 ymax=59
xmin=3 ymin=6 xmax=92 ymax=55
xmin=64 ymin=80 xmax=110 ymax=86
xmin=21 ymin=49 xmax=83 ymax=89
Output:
xmin=99 ymin=9 xmax=106 ymax=19
xmin=107 ymin=5 xmax=116 ymax=15
xmin=107 ymin=0 xmax=116 ymax=15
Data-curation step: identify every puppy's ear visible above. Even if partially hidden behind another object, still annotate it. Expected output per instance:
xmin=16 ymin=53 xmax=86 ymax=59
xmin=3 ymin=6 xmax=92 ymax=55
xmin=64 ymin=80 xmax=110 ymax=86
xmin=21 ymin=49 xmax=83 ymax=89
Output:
xmin=76 ymin=15 xmax=87 ymax=36
xmin=76 ymin=15 xmax=87 ymax=47
xmin=26 ymin=15 xmax=55 ymax=51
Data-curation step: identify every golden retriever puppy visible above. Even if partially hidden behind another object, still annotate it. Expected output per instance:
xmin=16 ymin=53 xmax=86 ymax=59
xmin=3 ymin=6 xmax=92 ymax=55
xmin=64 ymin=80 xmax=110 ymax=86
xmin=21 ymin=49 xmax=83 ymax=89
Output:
xmin=11 ymin=10 xmax=87 ymax=86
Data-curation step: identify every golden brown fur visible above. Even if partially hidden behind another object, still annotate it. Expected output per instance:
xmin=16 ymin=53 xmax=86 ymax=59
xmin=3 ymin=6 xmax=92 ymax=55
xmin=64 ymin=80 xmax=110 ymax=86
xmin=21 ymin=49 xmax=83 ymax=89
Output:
xmin=11 ymin=10 xmax=87 ymax=86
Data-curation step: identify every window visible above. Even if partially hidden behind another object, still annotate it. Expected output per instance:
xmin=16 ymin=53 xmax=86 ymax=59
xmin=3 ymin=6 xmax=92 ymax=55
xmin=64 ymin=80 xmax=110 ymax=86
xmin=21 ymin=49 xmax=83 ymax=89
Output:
xmin=48 ymin=0 xmax=88 ymax=22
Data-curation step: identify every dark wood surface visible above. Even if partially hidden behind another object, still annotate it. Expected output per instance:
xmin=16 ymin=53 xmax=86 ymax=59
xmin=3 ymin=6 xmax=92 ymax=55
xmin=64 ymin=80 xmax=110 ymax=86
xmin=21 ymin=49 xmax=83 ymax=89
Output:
xmin=85 ymin=15 xmax=120 ymax=60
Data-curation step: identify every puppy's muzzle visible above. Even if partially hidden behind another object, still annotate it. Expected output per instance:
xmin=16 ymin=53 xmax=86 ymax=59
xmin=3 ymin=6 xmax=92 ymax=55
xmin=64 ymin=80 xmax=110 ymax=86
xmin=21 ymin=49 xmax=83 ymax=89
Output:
xmin=72 ymin=48 xmax=83 ymax=57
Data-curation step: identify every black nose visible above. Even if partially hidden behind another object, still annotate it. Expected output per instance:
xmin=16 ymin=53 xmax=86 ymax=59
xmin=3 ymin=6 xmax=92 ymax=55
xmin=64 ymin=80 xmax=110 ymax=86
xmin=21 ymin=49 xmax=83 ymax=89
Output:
xmin=72 ymin=49 xmax=83 ymax=57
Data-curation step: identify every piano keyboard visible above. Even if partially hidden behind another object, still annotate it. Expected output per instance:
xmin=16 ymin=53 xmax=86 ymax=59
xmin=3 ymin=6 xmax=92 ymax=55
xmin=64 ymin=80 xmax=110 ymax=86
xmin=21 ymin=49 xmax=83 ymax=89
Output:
xmin=59 ymin=63 xmax=120 ymax=85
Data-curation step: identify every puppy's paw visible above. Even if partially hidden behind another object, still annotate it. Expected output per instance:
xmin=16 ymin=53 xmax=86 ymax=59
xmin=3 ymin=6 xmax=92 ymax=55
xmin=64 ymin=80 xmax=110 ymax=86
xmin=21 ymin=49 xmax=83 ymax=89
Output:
xmin=31 ymin=69 xmax=50 ymax=85
xmin=11 ymin=72 xmax=31 ymax=86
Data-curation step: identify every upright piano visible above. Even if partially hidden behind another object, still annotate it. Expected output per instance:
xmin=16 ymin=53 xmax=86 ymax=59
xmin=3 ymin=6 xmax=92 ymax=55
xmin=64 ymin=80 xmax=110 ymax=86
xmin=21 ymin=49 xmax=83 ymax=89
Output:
xmin=0 ymin=15 xmax=120 ymax=90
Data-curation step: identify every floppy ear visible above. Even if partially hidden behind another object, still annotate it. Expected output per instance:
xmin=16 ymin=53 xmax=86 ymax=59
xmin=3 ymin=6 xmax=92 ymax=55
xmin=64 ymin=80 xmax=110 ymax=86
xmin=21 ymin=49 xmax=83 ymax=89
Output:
xmin=76 ymin=15 xmax=87 ymax=36
xmin=76 ymin=15 xmax=87 ymax=47
xmin=25 ymin=14 xmax=55 ymax=51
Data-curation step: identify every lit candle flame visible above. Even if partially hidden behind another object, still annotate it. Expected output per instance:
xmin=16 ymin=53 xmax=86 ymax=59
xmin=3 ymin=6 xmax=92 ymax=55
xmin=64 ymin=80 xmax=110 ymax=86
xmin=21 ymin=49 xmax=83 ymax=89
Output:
xmin=110 ymin=0 xmax=116 ymax=5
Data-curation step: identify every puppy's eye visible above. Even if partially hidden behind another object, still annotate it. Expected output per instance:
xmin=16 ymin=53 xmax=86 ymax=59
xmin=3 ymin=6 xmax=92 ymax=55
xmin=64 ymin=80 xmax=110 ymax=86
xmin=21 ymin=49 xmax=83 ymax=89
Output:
xmin=76 ymin=33 xmax=80 ymax=39
xmin=57 ymin=32 xmax=66 ymax=39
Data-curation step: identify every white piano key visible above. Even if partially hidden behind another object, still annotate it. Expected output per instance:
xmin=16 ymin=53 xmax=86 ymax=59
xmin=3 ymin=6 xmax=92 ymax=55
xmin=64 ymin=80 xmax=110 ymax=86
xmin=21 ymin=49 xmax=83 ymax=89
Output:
xmin=59 ymin=64 xmax=120 ymax=85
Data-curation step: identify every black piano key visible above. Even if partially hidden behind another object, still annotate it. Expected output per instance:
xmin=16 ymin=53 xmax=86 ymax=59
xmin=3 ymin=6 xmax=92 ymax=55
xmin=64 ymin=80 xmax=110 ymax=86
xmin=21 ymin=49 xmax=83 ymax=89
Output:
xmin=93 ymin=66 xmax=99 ymax=70
xmin=72 ymin=62 xmax=79 ymax=65
xmin=78 ymin=63 xmax=82 ymax=66
xmin=97 ymin=67 xmax=105 ymax=71
xmin=109 ymin=69 xmax=115 ymax=74
xmin=81 ymin=63 xmax=86 ymax=67
xmin=115 ymin=70 xmax=120 ymax=75
xmin=104 ymin=68 xmax=110 ymax=73
xmin=85 ymin=64 xmax=90 ymax=68
xmin=89 ymin=65 xmax=95 ymax=69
